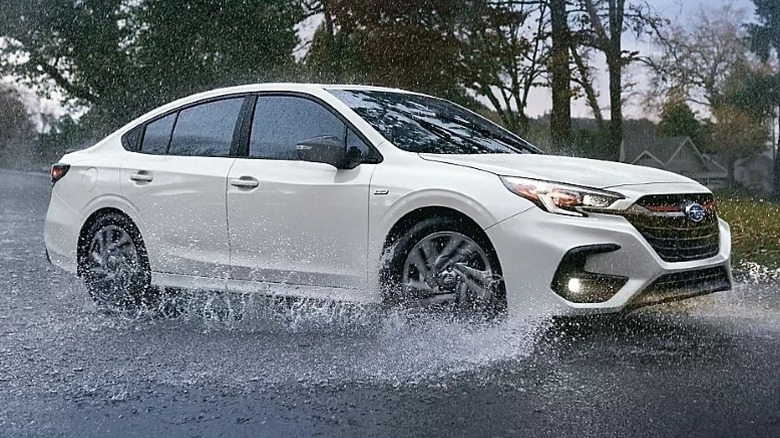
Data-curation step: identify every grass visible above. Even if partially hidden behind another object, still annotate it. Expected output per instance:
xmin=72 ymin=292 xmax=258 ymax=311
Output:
xmin=714 ymin=188 xmax=780 ymax=270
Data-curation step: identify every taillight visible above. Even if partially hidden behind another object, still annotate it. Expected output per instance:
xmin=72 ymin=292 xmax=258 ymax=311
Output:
xmin=50 ymin=163 xmax=70 ymax=184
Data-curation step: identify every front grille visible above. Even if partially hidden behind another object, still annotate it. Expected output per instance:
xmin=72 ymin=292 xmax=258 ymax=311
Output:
xmin=619 ymin=194 xmax=720 ymax=262
xmin=630 ymin=266 xmax=731 ymax=308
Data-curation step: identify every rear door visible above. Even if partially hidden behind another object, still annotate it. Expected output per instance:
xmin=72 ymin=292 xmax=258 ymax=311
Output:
xmin=227 ymin=94 xmax=378 ymax=290
xmin=120 ymin=96 xmax=246 ymax=279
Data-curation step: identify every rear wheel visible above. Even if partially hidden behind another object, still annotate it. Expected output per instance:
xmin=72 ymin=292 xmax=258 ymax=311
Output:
xmin=81 ymin=213 xmax=153 ymax=311
xmin=383 ymin=217 xmax=506 ymax=318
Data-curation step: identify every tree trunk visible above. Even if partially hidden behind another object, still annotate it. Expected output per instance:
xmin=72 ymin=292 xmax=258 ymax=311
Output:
xmin=606 ymin=0 xmax=624 ymax=161
xmin=774 ymin=107 xmax=780 ymax=196
xmin=570 ymin=44 xmax=606 ymax=135
xmin=550 ymin=0 xmax=571 ymax=153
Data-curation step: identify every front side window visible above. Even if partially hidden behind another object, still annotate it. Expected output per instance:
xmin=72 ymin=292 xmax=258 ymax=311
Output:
xmin=347 ymin=128 xmax=371 ymax=159
xmin=250 ymin=96 xmax=345 ymax=160
xmin=168 ymin=97 xmax=244 ymax=157
xmin=141 ymin=112 xmax=176 ymax=155
xmin=329 ymin=89 xmax=540 ymax=155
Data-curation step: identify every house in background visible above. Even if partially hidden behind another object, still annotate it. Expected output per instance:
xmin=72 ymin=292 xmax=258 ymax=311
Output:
xmin=733 ymin=149 xmax=775 ymax=194
xmin=620 ymin=132 xmax=729 ymax=189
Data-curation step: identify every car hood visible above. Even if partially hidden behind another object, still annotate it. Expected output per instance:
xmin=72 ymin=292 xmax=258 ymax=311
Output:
xmin=419 ymin=153 xmax=697 ymax=189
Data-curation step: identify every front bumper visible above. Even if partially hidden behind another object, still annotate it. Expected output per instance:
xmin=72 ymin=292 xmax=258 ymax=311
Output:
xmin=485 ymin=207 xmax=732 ymax=317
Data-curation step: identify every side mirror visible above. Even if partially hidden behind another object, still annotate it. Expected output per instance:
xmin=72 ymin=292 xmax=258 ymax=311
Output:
xmin=296 ymin=136 xmax=359 ymax=169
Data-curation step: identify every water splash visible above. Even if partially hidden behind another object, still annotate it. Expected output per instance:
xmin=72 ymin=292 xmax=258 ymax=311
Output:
xmin=96 ymin=287 xmax=551 ymax=388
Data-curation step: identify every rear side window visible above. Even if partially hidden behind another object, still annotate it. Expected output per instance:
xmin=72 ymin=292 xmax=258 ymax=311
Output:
xmin=250 ymin=96 xmax=345 ymax=160
xmin=168 ymin=97 xmax=244 ymax=157
xmin=141 ymin=113 xmax=176 ymax=155
xmin=121 ymin=126 xmax=143 ymax=152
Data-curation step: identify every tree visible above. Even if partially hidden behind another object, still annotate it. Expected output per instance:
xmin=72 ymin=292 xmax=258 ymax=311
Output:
xmin=646 ymin=5 xmax=753 ymax=110
xmin=1 ymin=0 xmax=302 ymax=137
xmin=459 ymin=1 xmax=550 ymax=136
xmin=707 ymin=65 xmax=773 ymax=180
xmin=748 ymin=0 xmax=780 ymax=63
xmin=748 ymin=0 xmax=780 ymax=193
xmin=305 ymin=1 xmax=370 ymax=84
xmin=308 ymin=0 xmax=470 ymax=102
xmin=709 ymin=103 xmax=769 ymax=180
xmin=0 ymin=85 xmax=37 ymax=169
xmin=657 ymin=99 xmax=705 ymax=148
xmin=574 ymin=0 xmax=661 ymax=160
xmin=549 ymin=0 xmax=572 ymax=151
xmin=0 ymin=0 xmax=132 ymax=108
xmin=134 ymin=0 xmax=302 ymax=106
xmin=307 ymin=1 xmax=555 ymax=135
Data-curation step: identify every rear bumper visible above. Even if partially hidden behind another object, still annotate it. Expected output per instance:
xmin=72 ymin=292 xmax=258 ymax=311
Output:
xmin=486 ymin=207 xmax=732 ymax=317
xmin=43 ymin=190 xmax=81 ymax=274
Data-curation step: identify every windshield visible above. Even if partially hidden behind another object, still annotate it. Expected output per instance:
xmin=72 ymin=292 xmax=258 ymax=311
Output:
xmin=329 ymin=89 xmax=540 ymax=155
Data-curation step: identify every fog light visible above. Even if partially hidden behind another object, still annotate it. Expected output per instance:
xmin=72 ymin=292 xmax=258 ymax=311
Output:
xmin=551 ymin=244 xmax=628 ymax=303
xmin=567 ymin=278 xmax=582 ymax=293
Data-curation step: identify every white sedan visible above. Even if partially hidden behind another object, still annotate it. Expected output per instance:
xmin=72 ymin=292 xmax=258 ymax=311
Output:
xmin=44 ymin=83 xmax=732 ymax=317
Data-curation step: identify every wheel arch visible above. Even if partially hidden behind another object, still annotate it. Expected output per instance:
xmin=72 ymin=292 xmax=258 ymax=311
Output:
xmin=379 ymin=206 xmax=504 ymax=280
xmin=76 ymin=207 xmax=144 ymax=277
xmin=382 ymin=206 xmax=488 ymax=252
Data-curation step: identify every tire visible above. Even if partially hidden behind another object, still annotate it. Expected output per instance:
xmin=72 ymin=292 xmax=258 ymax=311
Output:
xmin=79 ymin=212 xmax=155 ymax=311
xmin=381 ymin=216 xmax=507 ymax=318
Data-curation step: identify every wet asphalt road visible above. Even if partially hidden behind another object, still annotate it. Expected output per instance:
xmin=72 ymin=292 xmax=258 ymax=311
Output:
xmin=2 ymin=169 xmax=780 ymax=437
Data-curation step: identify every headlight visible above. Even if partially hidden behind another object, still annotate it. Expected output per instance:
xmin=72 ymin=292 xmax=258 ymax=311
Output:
xmin=500 ymin=176 xmax=623 ymax=217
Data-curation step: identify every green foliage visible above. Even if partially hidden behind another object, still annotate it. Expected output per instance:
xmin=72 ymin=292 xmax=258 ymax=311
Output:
xmin=708 ymin=102 xmax=769 ymax=174
xmin=715 ymin=189 xmax=780 ymax=269
xmin=305 ymin=20 xmax=370 ymax=83
xmin=657 ymin=100 xmax=705 ymax=148
xmin=705 ymin=63 xmax=773 ymax=177
xmin=306 ymin=0 xmax=535 ymax=113
xmin=721 ymin=65 xmax=778 ymax=120
xmin=307 ymin=0 xmax=467 ymax=102
xmin=748 ymin=0 xmax=780 ymax=63
xmin=1 ymin=0 xmax=303 ymax=139
xmin=570 ymin=128 xmax=610 ymax=160
xmin=135 ymin=1 xmax=302 ymax=103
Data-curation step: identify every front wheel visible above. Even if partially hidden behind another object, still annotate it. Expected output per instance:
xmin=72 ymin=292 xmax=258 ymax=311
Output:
xmin=383 ymin=217 xmax=506 ymax=318
xmin=81 ymin=213 xmax=153 ymax=311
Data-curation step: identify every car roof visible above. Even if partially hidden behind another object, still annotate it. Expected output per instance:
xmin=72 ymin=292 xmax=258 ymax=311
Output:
xmin=184 ymin=83 xmax=430 ymax=101
xmin=118 ymin=83 xmax=436 ymax=139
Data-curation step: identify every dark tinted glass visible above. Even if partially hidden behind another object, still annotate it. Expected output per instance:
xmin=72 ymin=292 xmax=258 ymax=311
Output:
xmin=168 ymin=97 xmax=244 ymax=157
xmin=250 ymin=96 xmax=345 ymax=160
xmin=329 ymin=90 xmax=540 ymax=155
xmin=141 ymin=113 xmax=176 ymax=154
xmin=346 ymin=128 xmax=370 ymax=159
xmin=122 ymin=126 xmax=143 ymax=152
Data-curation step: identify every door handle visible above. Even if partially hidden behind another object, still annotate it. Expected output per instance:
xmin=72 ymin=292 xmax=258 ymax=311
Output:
xmin=129 ymin=172 xmax=153 ymax=183
xmin=230 ymin=176 xmax=260 ymax=189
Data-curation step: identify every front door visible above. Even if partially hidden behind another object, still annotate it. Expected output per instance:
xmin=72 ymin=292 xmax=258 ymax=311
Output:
xmin=227 ymin=95 xmax=376 ymax=290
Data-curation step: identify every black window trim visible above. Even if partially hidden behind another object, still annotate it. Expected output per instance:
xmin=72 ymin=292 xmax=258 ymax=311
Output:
xmin=237 ymin=91 xmax=384 ymax=164
xmin=120 ymin=93 xmax=252 ymax=158
xmin=163 ymin=111 xmax=180 ymax=155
